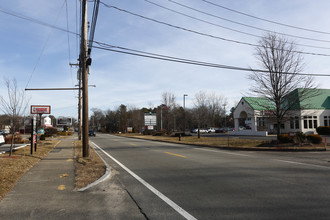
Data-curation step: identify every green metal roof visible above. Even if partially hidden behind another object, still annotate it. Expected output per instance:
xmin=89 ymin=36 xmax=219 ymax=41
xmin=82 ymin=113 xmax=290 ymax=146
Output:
xmin=293 ymin=88 xmax=330 ymax=109
xmin=242 ymin=97 xmax=274 ymax=110
xmin=243 ymin=89 xmax=330 ymax=111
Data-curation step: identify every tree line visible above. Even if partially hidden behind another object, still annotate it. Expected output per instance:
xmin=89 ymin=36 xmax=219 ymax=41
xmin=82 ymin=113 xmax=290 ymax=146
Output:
xmin=90 ymin=91 xmax=234 ymax=133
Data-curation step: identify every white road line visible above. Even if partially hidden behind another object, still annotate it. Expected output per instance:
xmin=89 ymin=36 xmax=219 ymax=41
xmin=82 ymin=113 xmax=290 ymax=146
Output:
xmin=91 ymin=142 xmax=197 ymax=220
xmin=273 ymin=159 xmax=330 ymax=169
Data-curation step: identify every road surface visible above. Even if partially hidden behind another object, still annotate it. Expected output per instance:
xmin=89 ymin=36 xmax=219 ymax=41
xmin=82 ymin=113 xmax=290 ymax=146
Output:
xmin=91 ymin=133 xmax=330 ymax=220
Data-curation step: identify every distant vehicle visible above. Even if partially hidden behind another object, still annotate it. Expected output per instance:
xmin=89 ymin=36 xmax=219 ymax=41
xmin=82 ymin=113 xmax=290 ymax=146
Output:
xmin=0 ymin=130 xmax=8 ymax=136
xmin=206 ymin=128 xmax=216 ymax=133
xmin=0 ymin=134 xmax=5 ymax=146
xmin=215 ymin=128 xmax=225 ymax=133
xmin=89 ymin=130 xmax=96 ymax=136
xmin=192 ymin=128 xmax=207 ymax=133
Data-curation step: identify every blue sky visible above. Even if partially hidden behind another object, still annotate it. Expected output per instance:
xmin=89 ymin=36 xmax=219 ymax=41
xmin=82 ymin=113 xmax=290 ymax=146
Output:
xmin=1 ymin=0 xmax=330 ymax=118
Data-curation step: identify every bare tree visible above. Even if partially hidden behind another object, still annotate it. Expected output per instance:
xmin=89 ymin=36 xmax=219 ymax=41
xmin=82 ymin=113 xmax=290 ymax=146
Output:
xmin=0 ymin=78 xmax=29 ymax=156
xmin=161 ymin=92 xmax=177 ymax=132
xmin=249 ymin=33 xmax=318 ymax=139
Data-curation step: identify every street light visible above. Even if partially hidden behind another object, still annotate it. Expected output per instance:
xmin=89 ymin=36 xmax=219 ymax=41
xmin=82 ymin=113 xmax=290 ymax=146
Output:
xmin=183 ymin=94 xmax=188 ymax=132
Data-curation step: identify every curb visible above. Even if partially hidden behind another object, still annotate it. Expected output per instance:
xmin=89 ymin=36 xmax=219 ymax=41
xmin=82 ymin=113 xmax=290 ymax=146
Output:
xmin=0 ymin=144 xmax=29 ymax=155
xmin=117 ymin=135 xmax=327 ymax=152
xmin=77 ymin=141 xmax=112 ymax=192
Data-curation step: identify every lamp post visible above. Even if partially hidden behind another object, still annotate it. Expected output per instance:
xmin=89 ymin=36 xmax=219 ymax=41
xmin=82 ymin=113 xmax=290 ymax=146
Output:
xmin=223 ymin=103 xmax=227 ymax=128
xmin=183 ymin=94 xmax=188 ymax=132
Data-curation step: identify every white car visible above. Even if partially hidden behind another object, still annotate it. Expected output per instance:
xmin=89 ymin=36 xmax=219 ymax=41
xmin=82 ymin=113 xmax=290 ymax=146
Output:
xmin=207 ymin=128 xmax=216 ymax=133
xmin=192 ymin=128 xmax=207 ymax=133
xmin=0 ymin=135 xmax=5 ymax=146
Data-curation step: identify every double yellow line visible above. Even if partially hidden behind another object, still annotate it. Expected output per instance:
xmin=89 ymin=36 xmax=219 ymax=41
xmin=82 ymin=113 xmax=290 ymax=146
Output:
xmin=165 ymin=152 xmax=186 ymax=158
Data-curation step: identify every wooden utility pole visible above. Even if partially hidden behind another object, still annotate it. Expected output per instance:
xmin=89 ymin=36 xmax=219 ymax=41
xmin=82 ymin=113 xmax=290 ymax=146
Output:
xmin=81 ymin=0 xmax=89 ymax=157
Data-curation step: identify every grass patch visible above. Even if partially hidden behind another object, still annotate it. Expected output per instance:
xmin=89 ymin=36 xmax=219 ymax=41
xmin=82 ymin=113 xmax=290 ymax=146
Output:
xmin=74 ymin=140 xmax=106 ymax=189
xmin=0 ymin=139 xmax=60 ymax=201
xmin=118 ymin=133 xmax=265 ymax=148
xmin=117 ymin=133 xmax=326 ymax=150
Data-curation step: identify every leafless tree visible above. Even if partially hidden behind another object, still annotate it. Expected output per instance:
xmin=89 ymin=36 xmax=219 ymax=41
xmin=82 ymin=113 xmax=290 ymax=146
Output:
xmin=161 ymin=92 xmax=177 ymax=132
xmin=194 ymin=91 xmax=227 ymax=134
xmin=0 ymin=78 xmax=29 ymax=156
xmin=249 ymin=33 xmax=318 ymax=139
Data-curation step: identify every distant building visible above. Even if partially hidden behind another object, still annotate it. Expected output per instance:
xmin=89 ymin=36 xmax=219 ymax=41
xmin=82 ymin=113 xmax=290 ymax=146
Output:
xmin=231 ymin=88 xmax=330 ymax=136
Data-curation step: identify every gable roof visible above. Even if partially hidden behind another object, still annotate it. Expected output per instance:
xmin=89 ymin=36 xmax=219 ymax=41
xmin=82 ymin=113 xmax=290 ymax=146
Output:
xmin=242 ymin=97 xmax=274 ymax=111
xmin=241 ymin=89 xmax=330 ymax=111
xmin=291 ymin=88 xmax=330 ymax=110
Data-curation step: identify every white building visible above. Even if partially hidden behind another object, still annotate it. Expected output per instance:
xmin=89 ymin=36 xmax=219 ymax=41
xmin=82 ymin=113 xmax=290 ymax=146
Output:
xmin=230 ymin=88 xmax=330 ymax=136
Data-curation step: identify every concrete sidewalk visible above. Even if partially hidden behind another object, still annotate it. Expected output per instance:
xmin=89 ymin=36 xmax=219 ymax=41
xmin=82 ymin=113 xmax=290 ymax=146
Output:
xmin=0 ymin=136 xmax=145 ymax=220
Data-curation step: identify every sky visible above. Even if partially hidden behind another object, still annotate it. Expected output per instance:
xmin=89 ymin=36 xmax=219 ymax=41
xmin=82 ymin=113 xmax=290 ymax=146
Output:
xmin=1 ymin=0 xmax=330 ymax=118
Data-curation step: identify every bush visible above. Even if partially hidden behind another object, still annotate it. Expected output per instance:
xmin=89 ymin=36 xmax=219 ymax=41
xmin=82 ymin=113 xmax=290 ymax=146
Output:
xmin=4 ymin=134 xmax=23 ymax=144
xmin=294 ymin=132 xmax=306 ymax=143
xmin=306 ymin=134 xmax=322 ymax=144
xmin=278 ymin=134 xmax=293 ymax=143
xmin=45 ymin=127 xmax=57 ymax=137
xmin=316 ymin=126 xmax=330 ymax=135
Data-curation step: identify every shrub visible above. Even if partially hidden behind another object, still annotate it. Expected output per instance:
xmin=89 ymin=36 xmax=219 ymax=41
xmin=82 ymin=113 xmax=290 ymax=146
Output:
xmin=306 ymin=134 xmax=322 ymax=144
xmin=4 ymin=134 xmax=23 ymax=144
xmin=294 ymin=132 xmax=306 ymax=143
xmin=153 ymin=132 xmax=163 ymax=136
xmin=45 ymin=127 xmax=57 ymax=137
xmin=316 ymin=126 xmax=330 ymax=135
xmin=278 ymin=134 xmax=293 ymax=143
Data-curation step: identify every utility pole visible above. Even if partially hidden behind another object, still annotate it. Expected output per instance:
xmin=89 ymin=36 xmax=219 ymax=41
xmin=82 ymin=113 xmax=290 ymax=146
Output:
xmin=78 ymin=68 xmax=82 ymax=140
xmin=80 ymin=0 xmax=89 ymax=157
xmin=70 ymin=63 xmax=82 ymax=140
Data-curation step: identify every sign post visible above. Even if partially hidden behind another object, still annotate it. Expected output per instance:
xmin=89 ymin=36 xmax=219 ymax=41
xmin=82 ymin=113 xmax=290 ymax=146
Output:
xmin=30 ymin=105 xmax=51 ymax=153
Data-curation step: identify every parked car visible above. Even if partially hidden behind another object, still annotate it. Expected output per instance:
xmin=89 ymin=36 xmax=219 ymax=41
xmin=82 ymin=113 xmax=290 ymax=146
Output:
xmin=215 ymin=128 xmax=225 ymax=133
xmin=0 ymin=134 xmax=5 ymax=146
xmin=206 ymin=128 xmax=216 ymax=133
xmin=89 ymin=130 xmax=96 ymax=136
xmin=192 ymin=128 xmax=207 ymax=133
xmin=0 ymin=130 xmax=8 ymax=136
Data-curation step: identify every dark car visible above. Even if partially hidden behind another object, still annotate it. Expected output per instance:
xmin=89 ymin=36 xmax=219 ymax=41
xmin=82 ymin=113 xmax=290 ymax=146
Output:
xmin=89 ymin=130 xmax=96 ymax=136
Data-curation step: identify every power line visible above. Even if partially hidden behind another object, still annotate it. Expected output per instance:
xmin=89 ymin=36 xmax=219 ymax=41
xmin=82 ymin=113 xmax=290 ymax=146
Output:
xmin=201 ymin=0 xmax=330 ymax=35
xmin=24 ymin=0 xmax=68 ymax=89
xmin=164 ymin=0 xmax=330 ymax=48
xmin=0 ymin=6 xmax=79 ymax=36
xmin=92 ymin=41 xmax=330 ymax=77
xmin=65 ymin=0 xmax=75 ymax=88
xmin=146 ymin=0 xmax=330 ymax=50
xmin=100 ymin=3 xmax=330 ymax=57
xmin=88 ymin=0 xmax=100 ymax=54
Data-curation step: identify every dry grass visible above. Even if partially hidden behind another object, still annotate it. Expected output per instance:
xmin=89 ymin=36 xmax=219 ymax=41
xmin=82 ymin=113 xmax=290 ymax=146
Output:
xmin=118 ymin=133 xmax=327 ymax=150
xmin=74 ymin=140 xmax=106 ymax=189
xmin=119 ymin=133 xmax=265 ymax=148
xmin=0 ymin=139 xmax=60 ymax=201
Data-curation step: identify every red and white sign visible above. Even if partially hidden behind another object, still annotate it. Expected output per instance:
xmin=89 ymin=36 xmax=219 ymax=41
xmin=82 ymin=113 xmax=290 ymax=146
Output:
xmin=31 ymin=105 xmax=51 ymax=114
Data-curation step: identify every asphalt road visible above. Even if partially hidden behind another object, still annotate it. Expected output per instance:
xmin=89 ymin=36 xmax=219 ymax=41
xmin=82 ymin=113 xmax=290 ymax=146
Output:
xmin=91 ymin=134 xmax=330 ymax=220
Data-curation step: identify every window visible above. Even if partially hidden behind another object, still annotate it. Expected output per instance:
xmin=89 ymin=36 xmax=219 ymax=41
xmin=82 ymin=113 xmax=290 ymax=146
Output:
xmin=304 ymin=116 xmax=317 ymax=129
xmin=290 ymin=117 xmax=294 ymax=129
xmin=295 ymin=117 xmax=299 ymax=129
xmin=304 ymin=116 xmax=308 ymax=129
xmin=324 ymin=116 xmax=328 ymax=126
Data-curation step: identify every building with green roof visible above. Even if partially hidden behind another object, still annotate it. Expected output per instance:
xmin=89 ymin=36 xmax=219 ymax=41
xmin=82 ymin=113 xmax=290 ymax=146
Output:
xmin=231 ymin=88 xmax=330 ymax=136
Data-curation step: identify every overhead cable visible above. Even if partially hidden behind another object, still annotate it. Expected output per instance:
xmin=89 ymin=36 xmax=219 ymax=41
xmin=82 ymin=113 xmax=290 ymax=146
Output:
xmin=100 ymin=2 xmax=330 ymax=57
xmin=201 ymin=0 xmax=330 ymax=35
xmin=164 ymin=0 xmax=330 ymax=46
xmin=146 ymin=0 xmax=330 ymax=50
xmin=92 ymin=41 xmax=330 ymax=77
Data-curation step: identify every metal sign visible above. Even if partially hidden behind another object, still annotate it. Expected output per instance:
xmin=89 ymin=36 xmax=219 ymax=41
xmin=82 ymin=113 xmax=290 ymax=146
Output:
xmin=144 ymin=114 xmax=157 ymax=126
xmin=31 ymin=105 xmax=51 ymax=114
xmin=57 ymin=117 xmax=72 ymax=126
